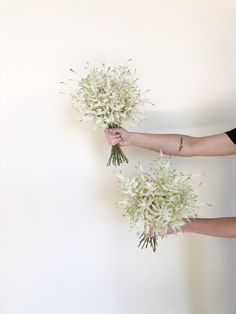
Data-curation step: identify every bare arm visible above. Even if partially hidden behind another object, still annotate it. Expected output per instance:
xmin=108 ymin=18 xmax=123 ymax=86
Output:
xmin=180 ymin=217 xmax=236 ymax=238
xmin=146 ymin=217 xmax=236 ymax=238
xmin=105 ymin=128 xmax=236 ymax=156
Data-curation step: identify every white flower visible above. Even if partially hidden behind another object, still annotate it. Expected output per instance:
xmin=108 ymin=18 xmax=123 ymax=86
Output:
xmin=64 ymin=62 xmax=152 ymax=129
xmin=115 ymin=153 xmax=201 ymax=247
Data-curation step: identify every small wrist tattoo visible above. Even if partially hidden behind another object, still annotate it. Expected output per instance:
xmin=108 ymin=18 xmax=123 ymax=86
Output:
xmin=178 ymin=136 xmax=183 ymax=152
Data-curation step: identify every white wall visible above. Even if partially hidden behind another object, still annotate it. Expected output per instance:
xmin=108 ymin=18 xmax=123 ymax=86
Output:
xmin=0 ymin=0 xmax=236 ymax=313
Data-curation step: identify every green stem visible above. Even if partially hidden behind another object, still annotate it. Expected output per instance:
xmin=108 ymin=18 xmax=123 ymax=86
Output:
xmin=106 ymin=137 xmax=129 ymax=167
xmin=137 ymin=232 xmax=158 ymax=253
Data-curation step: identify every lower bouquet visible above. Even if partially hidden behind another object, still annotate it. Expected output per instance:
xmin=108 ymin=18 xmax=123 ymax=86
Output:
xmin=115 ymin=152 xmax=202 ymax=252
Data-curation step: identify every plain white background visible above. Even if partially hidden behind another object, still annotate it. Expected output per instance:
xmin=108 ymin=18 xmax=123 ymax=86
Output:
xmin=0 ymin=0 xmax=236 ymax=313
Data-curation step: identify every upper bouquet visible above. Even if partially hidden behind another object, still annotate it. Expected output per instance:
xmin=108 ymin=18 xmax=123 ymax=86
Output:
xmin=115 ymin=152 xmax=201 ymax=252
xmin=62 ymin=61 xmax=152 ymax=166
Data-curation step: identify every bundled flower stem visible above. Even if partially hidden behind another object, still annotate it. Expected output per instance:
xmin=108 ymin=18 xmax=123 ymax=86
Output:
xmin=61 ymin=61 xmax=152 ymax=166
xmin=106 ymin=123 xmax=129 ymax=166
xmin=106 ymin=142 xmax=129 ymax=166
xmin=138 ymin=231 xmax=158 ymax=252
xmin=115 ymin=152 xmax=203 ymax=252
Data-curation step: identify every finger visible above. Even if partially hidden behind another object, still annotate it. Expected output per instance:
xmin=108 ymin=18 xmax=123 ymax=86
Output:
xmin=111 ymin=138 xmax=121 ymax=145
xmin=107 ymin=134 xmax=121 ymax=140
xmin=145 ymin=231 xmax=153 ymax=238
xmin=109 ymin=128 xmax=121 ymax=134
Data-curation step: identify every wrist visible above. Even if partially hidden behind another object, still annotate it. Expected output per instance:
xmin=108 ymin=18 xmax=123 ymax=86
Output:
xmin=127 ymin=132 xmax=138 ymax=146
xmin=181 ymin=218 xmax=197 ymax=233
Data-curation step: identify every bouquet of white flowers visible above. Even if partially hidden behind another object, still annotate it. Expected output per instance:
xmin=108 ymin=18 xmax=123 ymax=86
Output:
xmin=62 ymin=61 xmax=152 ymax=166
xmin=115 ymin=152 xmax=202 ymax=252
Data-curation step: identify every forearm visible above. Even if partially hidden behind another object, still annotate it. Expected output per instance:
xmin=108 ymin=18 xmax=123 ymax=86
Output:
xmin=129 ymin=132 xmax=194 ymax=157
xmin=107 ymin=128 xmax=236 ymax=156
xmin=128 ymin=131 xmax=236 ymax=157
xmin=182 ymin=217 xmax=236 ymax=238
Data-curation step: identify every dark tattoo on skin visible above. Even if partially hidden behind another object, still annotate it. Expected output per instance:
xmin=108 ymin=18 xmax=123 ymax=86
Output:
xmin=179 ymin=136 xmax=183 ymax=152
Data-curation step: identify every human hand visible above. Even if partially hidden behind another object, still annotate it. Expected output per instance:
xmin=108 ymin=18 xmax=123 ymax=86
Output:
xmin=104 ymin=127 xmax=132 ymax=146
xmin=145 ymin=225 xmax=184 ymax=238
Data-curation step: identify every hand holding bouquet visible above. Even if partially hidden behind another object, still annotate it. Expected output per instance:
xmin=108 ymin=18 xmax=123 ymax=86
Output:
xmin=115 ymin=152 xmax=200 ymax=252
xmin=62 ymin=61 xmax=152 ymax=166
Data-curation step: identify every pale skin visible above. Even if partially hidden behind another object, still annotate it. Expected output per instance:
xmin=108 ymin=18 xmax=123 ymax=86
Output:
xmin=105 ymin=127 xmax=236 ymax=238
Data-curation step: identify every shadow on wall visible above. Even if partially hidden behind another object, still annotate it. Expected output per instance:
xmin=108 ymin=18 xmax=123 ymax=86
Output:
xmin=133 ymin=102 xmax=236 ymax=314
xmin=138 ymin=99 xmax=236 ymax=131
